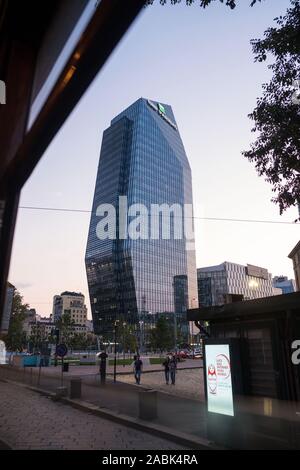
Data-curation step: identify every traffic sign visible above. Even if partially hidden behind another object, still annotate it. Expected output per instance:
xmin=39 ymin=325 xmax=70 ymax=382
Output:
xmin=56 ymin=343 xmax=68 ymax=358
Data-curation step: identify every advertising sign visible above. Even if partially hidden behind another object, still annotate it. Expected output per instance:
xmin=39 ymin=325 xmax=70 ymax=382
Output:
xmin=0 ymin=340 xmax=6 ymax=364
xmin=205 ymin=344 xmax=234 ymax=416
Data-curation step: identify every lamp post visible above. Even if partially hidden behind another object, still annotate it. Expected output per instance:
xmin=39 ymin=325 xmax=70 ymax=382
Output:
xmin=113 ymin=320 xmax=119 ymax=383
xmin=174 ymin=312 xmax=177 ymax=351
xmin=53 ymin=327 xmax=60 ymax=367
xmin=122 ymin=321 xmax=126 ymax=367
xmin=139 ymin=320 xmax=144 ymax=354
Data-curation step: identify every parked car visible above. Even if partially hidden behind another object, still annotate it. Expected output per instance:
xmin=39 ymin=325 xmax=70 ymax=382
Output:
xmin=188 ymin=348 xmax=203 ymax=359
xmin=178 ymin=349 xmax=192 ymax=359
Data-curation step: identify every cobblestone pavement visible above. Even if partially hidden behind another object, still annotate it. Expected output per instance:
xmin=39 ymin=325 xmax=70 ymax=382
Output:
xmin=0 ymin=381 xmax=187 ymax=450
xmin=118 ymin=368 xmax=205 ymax=401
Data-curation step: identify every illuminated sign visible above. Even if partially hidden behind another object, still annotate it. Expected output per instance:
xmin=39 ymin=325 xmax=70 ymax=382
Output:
xmin=158 ymin=103 xmax=166 ymax=114
xmin=147 ymin=99 xmax=177 ymax=131
xmin=205 ymin=344 xmax=234 ymax=416
xmin=0 ymin=340 xmax=6 ymax=364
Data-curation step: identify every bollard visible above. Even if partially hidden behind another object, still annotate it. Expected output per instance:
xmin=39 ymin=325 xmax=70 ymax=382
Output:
xmin=55 ymin=386 xmax=68 ymax=398
xmin=139 ymin=389 xmax=157 ymax=420
xmin=70 ymin=378 xmax=82 ymax=399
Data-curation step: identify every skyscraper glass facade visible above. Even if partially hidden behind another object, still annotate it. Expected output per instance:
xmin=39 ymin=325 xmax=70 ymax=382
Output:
xmin=85 ymin=98 xmax=198 ymax=344
xmin=272 ymin=276 xmax=296 ymax=294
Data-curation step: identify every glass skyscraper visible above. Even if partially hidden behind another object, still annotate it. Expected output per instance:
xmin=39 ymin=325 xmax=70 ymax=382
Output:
xmin=85 ymin=98 xmax=198 ymax=346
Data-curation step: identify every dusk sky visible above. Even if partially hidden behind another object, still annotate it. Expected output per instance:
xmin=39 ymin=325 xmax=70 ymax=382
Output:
xmin=9 ymin=0 xmax=299 ymax=317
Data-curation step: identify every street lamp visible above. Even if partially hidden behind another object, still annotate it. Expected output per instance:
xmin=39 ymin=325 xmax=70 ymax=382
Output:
xmin=139 ymin=320 xmax=144 ymax=354
xmin=113 ymin=320 xmax=119 ymax=383
xmin=174 ymin=312 xmax=177 ymax=351
xmin=122 ymin=321 xmax=126 ymax=367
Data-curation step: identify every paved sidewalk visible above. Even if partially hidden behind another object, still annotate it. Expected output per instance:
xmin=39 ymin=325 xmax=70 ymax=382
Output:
xmin=0 ymin=365 xmax=208 ymax=441
xmin=0 ymin=381 xmax=187 ymax=450
xmin=118 ymin=368 xmax=205 ymax=401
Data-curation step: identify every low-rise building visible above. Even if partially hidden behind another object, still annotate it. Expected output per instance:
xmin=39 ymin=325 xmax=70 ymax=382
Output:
xmin=25 ymin=318 xmax=89 ymax=342
xmin=198 ymin=261 xmax=276 ymax=307
xmin=288 ymin=241 xmax=300 ymax=291
xmin=52 ymin=291 xmax=87 ymax=325
xmin=0 ymin=282 xmax=15 ymax=333
xmin=273 ymin=276 xmax=296 ymax=294
xmin=22 ymin=308 xmax=37 ymax=337
xmin=85 ymin=319 xmax=94 ymax=332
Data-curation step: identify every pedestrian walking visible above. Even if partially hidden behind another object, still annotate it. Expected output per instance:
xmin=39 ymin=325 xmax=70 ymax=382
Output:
xmin=169 ymin=354 xmax=177 ymax=385
xmin=162 ymin=354 xmax=171 ymax=385
xmin=99 ymin=350 xmax=108 ymax=384
xmin=133 ymin=355 xmax=143 ymax=384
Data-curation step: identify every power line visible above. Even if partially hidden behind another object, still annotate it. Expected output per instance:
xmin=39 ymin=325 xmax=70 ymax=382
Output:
xmin=18 ymin=205 xmax=300 ymax=225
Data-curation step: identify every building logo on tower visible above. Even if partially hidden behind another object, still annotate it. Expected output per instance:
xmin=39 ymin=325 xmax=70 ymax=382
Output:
xmin=147 ymin=99 xmax=177 ymax=130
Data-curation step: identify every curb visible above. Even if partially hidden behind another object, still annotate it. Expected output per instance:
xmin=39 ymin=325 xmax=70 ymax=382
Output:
xmin=3 ymin=379 xmax=221 ymax=450
xmin=0 ymin=438 xmax=12 ymax=450
xmin=106 ymin=365 xmax=203 ymax=376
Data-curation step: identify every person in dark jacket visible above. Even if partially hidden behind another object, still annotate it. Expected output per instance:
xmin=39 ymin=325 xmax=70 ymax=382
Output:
xmin=169 ymin=354 xmax=177 ymax=385
xmin=133 ymin=355 xmax=143 ymax=384
xmin=163 ymin=355 xmax=171 ymax=385
xmin=99 ymin=350 xmax=108 ymax=383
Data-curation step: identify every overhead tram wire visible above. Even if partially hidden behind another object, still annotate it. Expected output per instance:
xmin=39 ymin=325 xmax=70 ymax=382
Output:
xmin=18 ymin=205 xmax=300 ymax=225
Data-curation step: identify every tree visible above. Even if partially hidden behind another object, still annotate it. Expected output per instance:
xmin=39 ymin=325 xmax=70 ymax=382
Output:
xmin=28 ymin=324 xmax=51 ymax=353
xmin=118 ymin=322 xmax=137 ymax=353
xmin=55 ymin=312 xmax=75 ymax=347
xmin=145 ymin=0 xmax=259 ymax=8
xmin=149 ymin=317 xmax=173 ymax=353
xmin=243 ymin=1 xmax=300 ymax=215
xmin=5 ymin=291 xmax=28 ymax=352
xmin=69 ymin=332 xmax=88 ymax=351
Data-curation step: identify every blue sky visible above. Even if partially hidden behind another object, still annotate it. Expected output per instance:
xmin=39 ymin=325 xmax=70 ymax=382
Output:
xmin=9 ymin=0 xmax=299 ymax=316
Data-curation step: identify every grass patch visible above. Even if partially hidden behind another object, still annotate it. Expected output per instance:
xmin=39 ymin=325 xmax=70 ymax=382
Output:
xmin=149 ymin=358 xmax=164 ymax=365
xmin=52 ymin=359 xmax=80 ymax=365
xmin=108 ymin=359 xmax=133 ymax=366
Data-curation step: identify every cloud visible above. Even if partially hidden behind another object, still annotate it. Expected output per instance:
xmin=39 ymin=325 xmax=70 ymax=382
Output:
xmin=13 ymin=282 xmax=32 ymax=290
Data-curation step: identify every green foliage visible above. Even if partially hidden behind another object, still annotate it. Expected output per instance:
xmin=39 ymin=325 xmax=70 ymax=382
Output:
xmin=28 ymin=324 xmax=51 ymax=352
xmin=145 ymin=0 xmax=259 ymax=8
xmin=55 ymin=312 xmax=75 ymax=347
xmin=69 ymin=332 xmax=88 ymax=350
xmin=5 ymin=291 xmax=28 ymax=352
xmin=149 ymin=317 xmax=173 ymax=353
xmin=243 ymin=1 xmax=300 ymax=215
xmin=118 ymin=321 xmax=137 ymax=353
